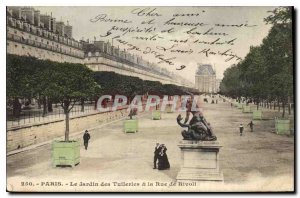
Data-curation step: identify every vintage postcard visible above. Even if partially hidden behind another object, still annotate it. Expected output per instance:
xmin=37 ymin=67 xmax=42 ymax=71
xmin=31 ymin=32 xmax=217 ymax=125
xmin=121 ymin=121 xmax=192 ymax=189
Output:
xmin=6 ymin=6 xmax=294 ymax=192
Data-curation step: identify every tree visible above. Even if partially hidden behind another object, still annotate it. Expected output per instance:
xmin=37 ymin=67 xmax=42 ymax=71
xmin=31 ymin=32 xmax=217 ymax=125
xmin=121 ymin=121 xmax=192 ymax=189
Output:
xmin=263 ymin=7 xmax=293 ymax=117
xmin=220 ymin=7 xmax=293 ymax=117
xmin=48 ymin=62 xmax=99 ymax=141
xmin=220 ymin=64 xmax=242 ymax=99
xmin=7 ymin=54 xmax=40 ymax=117
xmin=7 ymin=54 xmax=99 ymax=141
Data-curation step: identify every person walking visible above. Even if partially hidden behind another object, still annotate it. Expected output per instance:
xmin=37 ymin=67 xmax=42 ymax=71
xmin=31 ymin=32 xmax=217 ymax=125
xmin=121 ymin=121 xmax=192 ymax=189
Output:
xmin=247 ymin=121 xmax=254 ymax=132
xmin=239 ymin=124 xmax=244 ymax=136
xmin=83 ymin=130 xmax=91 ymax=150
xmin=158 ymin=144 xmax=170 ymax=170
xmin=153 ymin=143 xmax=161 ymax=169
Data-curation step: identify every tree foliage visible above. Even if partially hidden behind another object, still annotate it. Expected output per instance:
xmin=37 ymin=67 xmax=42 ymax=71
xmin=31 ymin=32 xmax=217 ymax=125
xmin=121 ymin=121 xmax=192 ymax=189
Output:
xmin=220 ymin=7 xmax=293 ymax=117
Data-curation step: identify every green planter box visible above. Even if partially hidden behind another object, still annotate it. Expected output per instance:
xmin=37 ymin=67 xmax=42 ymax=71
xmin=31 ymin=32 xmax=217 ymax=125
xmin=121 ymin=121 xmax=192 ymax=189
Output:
xmin=152 ymin=110 xmax=162 ymax=120
xmin=242 ymin=105 xmax=252 ymax=113
xmin=124 ymin=119 xmax=138 ymax=133
xmin=52 ymin=140 xmax=80 ymax=168
xmin=237 ymin=103 xmax=243 ymax=109
xmin=252 ymin=110 xmax=262 ymax=120
xmin=275 ymin=119 xmax=291 ymax=135
xmin=165 ymin=105 xmax=173 ymax=113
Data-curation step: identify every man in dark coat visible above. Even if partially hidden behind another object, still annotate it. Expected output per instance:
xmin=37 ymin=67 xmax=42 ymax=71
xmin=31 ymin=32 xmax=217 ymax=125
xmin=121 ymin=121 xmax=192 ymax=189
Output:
xmin=247 ymin=121 xmax=254 ymax=132
xmin=83 ymin=130 xmax=91 ymax=150
xmin=153 ymin=143 xmax=161 ymax=169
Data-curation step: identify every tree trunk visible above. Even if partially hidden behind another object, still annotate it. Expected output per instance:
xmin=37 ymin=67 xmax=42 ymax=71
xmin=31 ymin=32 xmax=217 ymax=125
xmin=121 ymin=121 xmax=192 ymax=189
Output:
xmin=47 ymin=98 xmax=53 ymax=112
xmin=288 ymin=96 xmax=291 ymax=115
xmin=94 ymin=97 xmax=98 ymax=110
xmin=282 ymin=100 xmax=286 ymax=118
xmin=274 ymin=101 xmax=276 ymax=110
xmin=12 ymin=97 xmax=21 ymax=118
xmin=42 ymin=96 xmax=47 ymax=116
xmin=278 ymin=100 xmax=280 ymax=112
xmin=27 ymin=98 xmax=32 ymax=106
xmin=65 ymin=111 xmax=70 ymax=142
xmin=37 ymin=97 xmax=41 ymax=109
xmin=63 ymin=99 xmax=71 ymax=142
xmin=81 ymin=98 xmax=85 ymax=112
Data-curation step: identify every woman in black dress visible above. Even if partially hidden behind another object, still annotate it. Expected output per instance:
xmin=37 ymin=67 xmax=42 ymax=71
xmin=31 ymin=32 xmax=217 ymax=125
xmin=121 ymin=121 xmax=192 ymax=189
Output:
xmin=158 ymin=144 xmax=170 ymax=170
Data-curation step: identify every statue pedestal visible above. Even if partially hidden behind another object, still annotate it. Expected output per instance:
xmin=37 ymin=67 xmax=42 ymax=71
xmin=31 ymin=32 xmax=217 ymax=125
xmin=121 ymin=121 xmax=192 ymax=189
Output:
xmin=176 ymin=140 xmax=223 ymax=182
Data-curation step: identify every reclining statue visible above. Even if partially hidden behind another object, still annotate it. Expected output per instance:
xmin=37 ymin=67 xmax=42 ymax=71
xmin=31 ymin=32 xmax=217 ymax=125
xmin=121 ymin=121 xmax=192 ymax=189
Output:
xmin=177 ymin=114 xmax=217 ymax=141
xmin=176 ymin=95 xmax=217 ymax=141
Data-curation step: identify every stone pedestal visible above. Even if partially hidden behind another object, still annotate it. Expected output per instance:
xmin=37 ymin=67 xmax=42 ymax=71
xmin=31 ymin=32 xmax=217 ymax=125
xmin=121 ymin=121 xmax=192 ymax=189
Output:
xmin=176 ymin=140 xmax=223 ymax=182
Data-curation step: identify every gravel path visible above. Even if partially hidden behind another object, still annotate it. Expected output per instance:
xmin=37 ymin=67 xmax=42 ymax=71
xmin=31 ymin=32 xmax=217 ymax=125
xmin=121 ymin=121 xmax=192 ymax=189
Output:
xmin=7 ymin=96 xmax=294 ymax=192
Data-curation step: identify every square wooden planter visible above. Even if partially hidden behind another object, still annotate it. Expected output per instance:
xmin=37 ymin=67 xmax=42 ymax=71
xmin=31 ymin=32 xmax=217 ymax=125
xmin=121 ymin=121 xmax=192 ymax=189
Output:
xmin=242 ymin=105 xmax=252 ymax=113
xmin=152 ymin=110 xmax=161 ymax=120
xmin=237 ymin=103 xmax=243 ymax=109
xmin=52 ymin=140 xmax=80 ymax=168
xmin=124 ymin=119 xmax=138 ymax=133
xmin=252 ymin=110 xmax=262 ymax=120
xmin=275 ymin=119 xmax=291 ymax=135
xmin=165 ymin=105 xmax=174 ymax=113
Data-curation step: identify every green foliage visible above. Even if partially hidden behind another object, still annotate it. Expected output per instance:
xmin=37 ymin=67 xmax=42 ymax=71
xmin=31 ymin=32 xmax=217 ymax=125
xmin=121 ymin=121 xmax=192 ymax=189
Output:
xmin=7 ymin=54 xmax=99 ymax=106
xmin=264 ymin=7 xmax=292 ymax=25
xmin=93 ymin=71 xmax=192 ymax=98
xmin=220 ymin=7 xmax=293 ymax=117
xmin=7 ymin=54 xmax=38 ymax=99
xmin=220 ymin=64 xmax=242 ymax=98
xmin=7 ymin=55 xmax=100 ymax=141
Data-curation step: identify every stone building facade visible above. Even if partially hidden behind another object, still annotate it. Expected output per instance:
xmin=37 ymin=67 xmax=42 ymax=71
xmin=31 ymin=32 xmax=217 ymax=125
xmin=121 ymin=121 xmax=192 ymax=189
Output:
xmin=195 ymin=64 xmax=217 ymax=93
xmin=216 ymin=79 xmax=222 ymax=93
xmin=6 ymin=6 xmax=192 ymax=87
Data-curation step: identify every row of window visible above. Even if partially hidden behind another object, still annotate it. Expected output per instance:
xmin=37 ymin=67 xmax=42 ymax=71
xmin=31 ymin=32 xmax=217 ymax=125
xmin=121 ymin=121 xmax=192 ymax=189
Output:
xmin=7 ymin=33 xmax=84 ymax=58
xmin=8 ymin=42 xmax=83 ymax=61
xmin=9 ymin=26 xmax=81 ymax=49
xmin=11 ymin=29 xmax=76 ymax=51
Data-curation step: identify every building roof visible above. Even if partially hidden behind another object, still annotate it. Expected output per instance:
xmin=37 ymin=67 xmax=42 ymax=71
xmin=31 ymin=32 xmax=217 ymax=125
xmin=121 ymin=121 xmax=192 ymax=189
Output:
xmin=196 ymin=64 xmax=215 ymax=75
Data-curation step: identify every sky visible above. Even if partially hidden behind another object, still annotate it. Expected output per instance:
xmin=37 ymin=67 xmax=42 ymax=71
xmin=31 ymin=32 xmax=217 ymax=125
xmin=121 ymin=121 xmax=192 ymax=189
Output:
xmin=35 ymin=6 xmax=277 ymax=83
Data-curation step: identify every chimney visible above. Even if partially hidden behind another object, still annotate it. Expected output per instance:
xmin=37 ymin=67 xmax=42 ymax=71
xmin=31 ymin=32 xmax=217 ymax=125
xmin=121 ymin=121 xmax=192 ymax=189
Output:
xmin=56 ymin=21 xmax=65 ymax=36
xmin=34 ymin=10 xmax=40 ymax=27
xmin=40 ymin=14 xmax=51 ymax=30
xmin=51 ymin=16 xmax=56 ymax=33
xmin=21 ymin=7 xmax=34 ymax=25
xmin=64 ymin=20 xmax=73 ymax=38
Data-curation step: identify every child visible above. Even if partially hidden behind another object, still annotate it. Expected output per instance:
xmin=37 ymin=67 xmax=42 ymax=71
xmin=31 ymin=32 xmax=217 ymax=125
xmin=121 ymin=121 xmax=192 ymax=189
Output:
xmin=239 ymin=124 xmax=244 ymax=136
